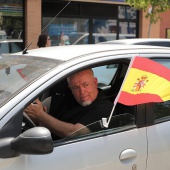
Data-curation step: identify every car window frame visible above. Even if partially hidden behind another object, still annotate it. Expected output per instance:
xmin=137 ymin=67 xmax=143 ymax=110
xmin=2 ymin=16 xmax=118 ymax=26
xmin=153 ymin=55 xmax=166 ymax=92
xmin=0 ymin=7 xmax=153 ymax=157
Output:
xmin=141 ymin=57 xmax=170 ymax=126
xmin=2 ymin=53 xmax=143 ymax=146
xmin=54 ymin=113 xmax=137 ymax=146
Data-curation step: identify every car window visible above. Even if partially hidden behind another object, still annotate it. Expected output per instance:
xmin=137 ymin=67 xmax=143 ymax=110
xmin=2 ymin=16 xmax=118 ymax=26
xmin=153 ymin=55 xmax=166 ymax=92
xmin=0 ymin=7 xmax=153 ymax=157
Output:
xmin=0 ymin=43 xmax=9 ymax=53
xmin=92 ymin=64 xmax=118 ymax=86
xmin=11 ymin=42 xmax=23 ymax=53
xmin=152 ymin=59 xmax=170 ymax=122
xmin=135 ymin=42 xmax=149 ymax=45
xmin=0 ymin=55 xmax=60 ymax=106
xmin=148 ymin=42 xmax=170 ymax=47
xmin=58 ymin=113 xmax=136 ymax=143
xmin=154 ymin=101 xmax=170 ymax=122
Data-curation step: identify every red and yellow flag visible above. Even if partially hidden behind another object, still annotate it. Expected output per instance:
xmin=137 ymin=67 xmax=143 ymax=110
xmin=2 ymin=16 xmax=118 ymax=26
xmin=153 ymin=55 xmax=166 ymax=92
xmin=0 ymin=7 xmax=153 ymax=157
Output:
xmin=116 ymin=56 xmax=170 ymax=106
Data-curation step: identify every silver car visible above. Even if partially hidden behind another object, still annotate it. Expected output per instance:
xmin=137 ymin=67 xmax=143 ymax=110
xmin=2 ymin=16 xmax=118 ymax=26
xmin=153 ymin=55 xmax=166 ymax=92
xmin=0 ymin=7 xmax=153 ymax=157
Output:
xmin=1 ymin=44 xmax=170 ymax=170
xmin=100 ymin=38 xmax=170 ymax=47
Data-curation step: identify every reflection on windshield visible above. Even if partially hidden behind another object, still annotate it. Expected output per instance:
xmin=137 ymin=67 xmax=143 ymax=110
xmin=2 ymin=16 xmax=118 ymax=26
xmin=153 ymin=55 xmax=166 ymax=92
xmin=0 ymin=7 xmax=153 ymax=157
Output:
xmin=0 ymin=55 xmax=59 ymax=106
xmin=59 ymin=113 xmax=135 ymax=142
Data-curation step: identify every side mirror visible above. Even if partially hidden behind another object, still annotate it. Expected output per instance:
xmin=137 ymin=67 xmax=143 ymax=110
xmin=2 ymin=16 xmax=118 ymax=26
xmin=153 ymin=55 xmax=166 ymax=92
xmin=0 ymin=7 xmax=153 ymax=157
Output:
xmin=0 ymin=127 xmax=53 ymax=158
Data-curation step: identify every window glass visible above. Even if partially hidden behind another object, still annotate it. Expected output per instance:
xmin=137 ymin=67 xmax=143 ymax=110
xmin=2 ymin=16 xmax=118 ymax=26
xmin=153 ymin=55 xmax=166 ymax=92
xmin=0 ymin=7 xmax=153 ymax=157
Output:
xmin=118 ymin=6 xmax=136 ymax=38
xmin=0 ymin=43 xmax=9 ymax=54
xmin=148 ymin=42 xmax=170 ymax=47
xmin=11 ymin=41 xmax=23 ymax=53
xmin=93 ymin=19 xmax=118 ymax=43
xmin=42 ymin=3 xmax=138 ymax=45
xmin=0 ymin=1 xmax=23 ymax=56
xmin=92 ymin=64 xmax=118 ymax=86
xmin=42 ymin=17 xmax=89 ymax=46
xmin=118 ymin=6 xmax=136 ymax=19
xmin=153 ymin=59 xmax=170 ymax=69
xmin=152 ymin=59 xmax=170 ymax=121
xmin=154 ymin=101 xmax=170 ymax=121
xmin=59 ymin=113 xmax=136 ymax=142
xmin=119 ymin=21 xmax=136 ymax=35
xmin=0 ymin=55 xmax=60 ymax=106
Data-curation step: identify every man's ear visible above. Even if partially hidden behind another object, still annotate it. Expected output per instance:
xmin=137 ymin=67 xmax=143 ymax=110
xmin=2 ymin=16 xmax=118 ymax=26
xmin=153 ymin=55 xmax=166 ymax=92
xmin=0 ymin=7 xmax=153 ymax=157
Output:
xmin=68 ymin=85 xmax=73 ymax=94
xmin=94 ymin=77 xmax=98 ymax=86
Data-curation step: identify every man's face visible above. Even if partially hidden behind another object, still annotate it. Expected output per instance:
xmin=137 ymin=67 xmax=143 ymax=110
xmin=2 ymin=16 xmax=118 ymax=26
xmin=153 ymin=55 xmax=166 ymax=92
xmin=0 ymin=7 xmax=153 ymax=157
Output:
xmin=68 ymin=70 xmax=98 ymax=106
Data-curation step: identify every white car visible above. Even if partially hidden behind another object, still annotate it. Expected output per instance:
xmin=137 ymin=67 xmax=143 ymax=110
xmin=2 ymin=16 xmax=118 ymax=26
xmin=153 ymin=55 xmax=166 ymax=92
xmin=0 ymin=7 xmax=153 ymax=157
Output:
xmin=1 ymin=44 xmax=170 ymax=170
xmin=100 ymin=38 xmax=170 ymax=47
xmin=71 ymin=33 xmax=135 ymax=45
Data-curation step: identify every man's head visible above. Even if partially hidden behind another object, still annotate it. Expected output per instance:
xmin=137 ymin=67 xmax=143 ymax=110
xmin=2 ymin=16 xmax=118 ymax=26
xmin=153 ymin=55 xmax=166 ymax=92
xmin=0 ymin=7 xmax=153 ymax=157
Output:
xmin=67 ymin=69 xmax=98 ymax=106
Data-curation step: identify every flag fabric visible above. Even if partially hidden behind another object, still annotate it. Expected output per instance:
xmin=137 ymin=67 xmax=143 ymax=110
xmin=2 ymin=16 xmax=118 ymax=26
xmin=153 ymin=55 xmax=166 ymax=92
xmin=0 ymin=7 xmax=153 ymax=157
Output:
xmin=116 ymin=56 xmax=170 ymax=106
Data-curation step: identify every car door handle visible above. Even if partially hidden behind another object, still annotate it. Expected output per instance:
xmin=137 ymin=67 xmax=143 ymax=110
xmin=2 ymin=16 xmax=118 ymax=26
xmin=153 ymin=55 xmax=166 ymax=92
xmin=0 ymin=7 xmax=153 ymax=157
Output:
xmin=119 ymin=149 xmax=137 ymax=163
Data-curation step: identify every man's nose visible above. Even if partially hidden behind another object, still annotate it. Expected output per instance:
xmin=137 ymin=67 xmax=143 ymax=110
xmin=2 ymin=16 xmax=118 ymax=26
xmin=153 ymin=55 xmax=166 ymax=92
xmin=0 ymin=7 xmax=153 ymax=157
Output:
xmin=79 ymin=86 xmax=85 ymax=94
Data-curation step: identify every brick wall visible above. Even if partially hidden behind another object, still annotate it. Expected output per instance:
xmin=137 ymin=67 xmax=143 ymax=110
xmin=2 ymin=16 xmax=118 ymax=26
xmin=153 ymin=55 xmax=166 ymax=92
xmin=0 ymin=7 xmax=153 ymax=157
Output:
xmin=25 ymin=0 xmax=41 ymax=49
xmin=160 ymin=11 xmax=170 ymax=38
xmin=139 ymin=10 xmax=160 ymax=38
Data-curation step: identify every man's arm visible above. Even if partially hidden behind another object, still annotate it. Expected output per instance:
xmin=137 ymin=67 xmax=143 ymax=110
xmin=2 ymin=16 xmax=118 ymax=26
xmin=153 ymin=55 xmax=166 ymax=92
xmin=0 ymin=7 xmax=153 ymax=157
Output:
xmin=39 ymin=112 xmax=86 ymax=138
xmin=24 ymin=99 xmax=89 ymax=138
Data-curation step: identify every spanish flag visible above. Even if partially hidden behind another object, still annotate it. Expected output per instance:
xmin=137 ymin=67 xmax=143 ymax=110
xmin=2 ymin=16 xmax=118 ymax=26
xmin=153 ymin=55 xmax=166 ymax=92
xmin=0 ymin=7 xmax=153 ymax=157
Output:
xmin=116 ymin=56 xmax=170 ymax=106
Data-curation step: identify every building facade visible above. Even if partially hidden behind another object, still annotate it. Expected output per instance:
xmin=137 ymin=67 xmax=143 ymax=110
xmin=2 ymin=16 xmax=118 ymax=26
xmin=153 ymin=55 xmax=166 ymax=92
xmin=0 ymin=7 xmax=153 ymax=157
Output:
xmin=0 ymin=0 xmax=170 ymax=50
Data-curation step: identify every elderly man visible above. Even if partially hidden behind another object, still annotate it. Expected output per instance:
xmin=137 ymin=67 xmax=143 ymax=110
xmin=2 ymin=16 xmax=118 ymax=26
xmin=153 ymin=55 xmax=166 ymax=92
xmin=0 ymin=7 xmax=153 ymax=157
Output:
xmin=25 ymin=69 xmax=113 ymax=139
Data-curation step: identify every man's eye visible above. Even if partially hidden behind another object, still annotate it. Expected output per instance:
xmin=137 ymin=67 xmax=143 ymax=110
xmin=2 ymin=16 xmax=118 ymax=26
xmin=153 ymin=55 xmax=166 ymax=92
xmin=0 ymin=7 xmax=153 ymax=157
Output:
xmin=72 ymin=86 xmax=79 ymax=90
xmin=83 ymin=83 xmax=89 ymax=87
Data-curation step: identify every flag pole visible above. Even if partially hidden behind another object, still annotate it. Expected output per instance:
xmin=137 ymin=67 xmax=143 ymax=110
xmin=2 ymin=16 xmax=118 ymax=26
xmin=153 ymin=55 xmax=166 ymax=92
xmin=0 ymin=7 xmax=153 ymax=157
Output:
xmin=102 ymin=103 xmax=117 ymax=128
xmin=102 ymin=56 xmax=136 ymax=128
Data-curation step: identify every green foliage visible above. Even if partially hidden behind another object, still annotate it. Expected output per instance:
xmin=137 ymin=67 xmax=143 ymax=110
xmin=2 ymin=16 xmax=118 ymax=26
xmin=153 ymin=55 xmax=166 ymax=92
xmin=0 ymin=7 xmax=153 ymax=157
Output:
xmin=125 ymin=0 xmax=170 ymax=24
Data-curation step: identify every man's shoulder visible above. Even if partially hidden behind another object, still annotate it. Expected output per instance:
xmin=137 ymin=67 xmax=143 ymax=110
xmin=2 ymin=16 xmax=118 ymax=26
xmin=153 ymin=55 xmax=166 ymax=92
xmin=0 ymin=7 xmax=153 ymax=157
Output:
xmin=96 ymin=91 xmax=112 ymax=103
xmin=88 ymin=91 xmax=113 ymax=110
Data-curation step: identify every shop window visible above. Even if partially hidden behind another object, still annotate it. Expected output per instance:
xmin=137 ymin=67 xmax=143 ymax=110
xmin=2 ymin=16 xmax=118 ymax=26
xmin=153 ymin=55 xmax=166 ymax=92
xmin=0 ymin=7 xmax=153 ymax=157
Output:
xmin=42 ymin=17 xmax=89 ymax=46
xmin=118 ymin=6 xmax=137 ymax=19
xmin=119 ymin=21 xmax=136 ymax=35
xmin=153 ymin=59 xmax=170 ymax=122
xmin=0 ymin=1 xmax=23 ymax=55
xmin=42 ymin=1 xmax=138 ymax=45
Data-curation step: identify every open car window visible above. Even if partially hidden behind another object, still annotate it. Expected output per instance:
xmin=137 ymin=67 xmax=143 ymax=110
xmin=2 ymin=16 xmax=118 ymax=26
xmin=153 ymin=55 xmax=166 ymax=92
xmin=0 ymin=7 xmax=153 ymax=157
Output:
xmin=57 ymin=113 xmax=136 ymax=143
xmin=92 ymin=64 xmax=118 ymax=86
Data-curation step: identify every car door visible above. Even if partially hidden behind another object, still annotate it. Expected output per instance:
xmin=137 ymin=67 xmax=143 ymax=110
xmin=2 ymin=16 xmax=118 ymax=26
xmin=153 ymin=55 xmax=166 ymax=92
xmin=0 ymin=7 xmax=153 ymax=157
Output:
xmin=0 ymin=111 xmax=147 ymax=170
xmin=146 ymin=102 xmax=170 ymax=170
xmin=145 ymin=58 xmax=170 ymax=170
xmin=0 ymin=54 xmax=147 ymax=170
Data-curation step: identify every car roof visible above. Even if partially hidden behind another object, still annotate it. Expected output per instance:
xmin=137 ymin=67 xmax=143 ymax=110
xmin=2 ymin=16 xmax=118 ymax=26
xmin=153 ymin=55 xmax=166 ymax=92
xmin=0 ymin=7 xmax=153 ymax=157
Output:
xmin=100 ymin=38 xmax=170 ymax=44
xmin=15 ymin=44 xmax=170 ymax=62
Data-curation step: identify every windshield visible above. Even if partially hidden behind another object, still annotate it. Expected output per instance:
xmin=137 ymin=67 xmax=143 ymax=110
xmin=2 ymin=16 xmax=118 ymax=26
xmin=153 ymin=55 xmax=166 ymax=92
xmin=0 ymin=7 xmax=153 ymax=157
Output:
xmin=0 ymin=55 xmax=60 ymax=106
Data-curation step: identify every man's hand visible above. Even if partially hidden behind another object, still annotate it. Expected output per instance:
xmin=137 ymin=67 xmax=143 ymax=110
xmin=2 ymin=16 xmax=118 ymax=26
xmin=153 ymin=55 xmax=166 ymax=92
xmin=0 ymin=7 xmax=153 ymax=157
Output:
xmin=24 ymin=99 xmax=47 ymax=124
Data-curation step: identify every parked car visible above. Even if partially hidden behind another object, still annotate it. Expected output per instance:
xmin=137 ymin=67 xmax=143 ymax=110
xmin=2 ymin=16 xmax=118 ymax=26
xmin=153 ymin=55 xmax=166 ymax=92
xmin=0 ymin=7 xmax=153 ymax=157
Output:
xmin=100 ymin=38 xmax=170 ymax=47
xmin=71 ymin=33 xmax=135 ymax=45
xmin=0 ymin=30 xmax=7 ymax=39
xmin=1 ymin=44 xmax=170 ymax=170
xmin=0 ymin=39 xmax=24 ymax=57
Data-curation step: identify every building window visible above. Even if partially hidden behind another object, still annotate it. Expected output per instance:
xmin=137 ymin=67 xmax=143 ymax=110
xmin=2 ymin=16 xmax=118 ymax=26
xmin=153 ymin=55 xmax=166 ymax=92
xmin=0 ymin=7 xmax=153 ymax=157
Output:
xmin=0 ymin=0 xmax=23 ymax=55
xmin=0 ymin=0 xmax=23 ymax=39
xmin=42 ymin=1 xmax=138 ymax=45
xmin=42 ymin=17 xmax=89 ymax=46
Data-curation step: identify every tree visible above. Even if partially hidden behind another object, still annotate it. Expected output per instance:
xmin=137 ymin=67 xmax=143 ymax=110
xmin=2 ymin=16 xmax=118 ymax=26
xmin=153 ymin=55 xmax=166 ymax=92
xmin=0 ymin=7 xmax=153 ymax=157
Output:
xmin=125 ymin=0 xmax=170 ymax=37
